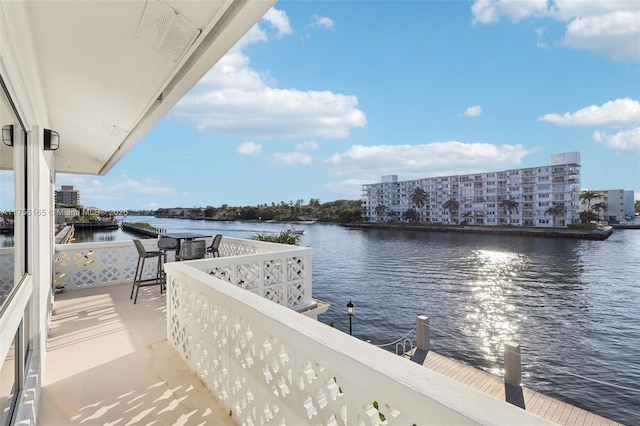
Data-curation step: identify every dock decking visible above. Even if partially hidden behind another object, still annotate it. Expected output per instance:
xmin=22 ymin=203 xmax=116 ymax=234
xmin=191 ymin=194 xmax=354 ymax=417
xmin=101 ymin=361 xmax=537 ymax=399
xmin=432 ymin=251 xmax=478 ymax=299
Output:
xmin=412 ymin=350 xmax=622 ymax=426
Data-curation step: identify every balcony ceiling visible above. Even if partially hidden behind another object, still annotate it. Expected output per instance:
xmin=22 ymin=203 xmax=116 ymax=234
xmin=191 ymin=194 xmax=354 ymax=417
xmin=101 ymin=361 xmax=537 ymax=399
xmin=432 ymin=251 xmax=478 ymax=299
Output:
xmin=21 ymin=0 xmax=274 ymax=175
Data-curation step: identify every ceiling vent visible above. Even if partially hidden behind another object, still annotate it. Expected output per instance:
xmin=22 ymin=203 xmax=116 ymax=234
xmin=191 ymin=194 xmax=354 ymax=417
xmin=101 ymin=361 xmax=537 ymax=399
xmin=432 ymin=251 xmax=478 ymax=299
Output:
xmin=137 ymin=0 xmax=201 ymax=62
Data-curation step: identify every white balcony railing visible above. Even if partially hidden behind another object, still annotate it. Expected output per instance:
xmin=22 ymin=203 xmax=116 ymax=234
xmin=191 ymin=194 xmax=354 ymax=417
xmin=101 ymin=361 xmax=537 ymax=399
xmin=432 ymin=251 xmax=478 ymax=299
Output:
xmin=0 ymin=247 xmax=14 ymax=299
xmin=164 ymin=262 xmax=551 ymax=426
xmin=52 ymin=237 xmax=314 ymax=310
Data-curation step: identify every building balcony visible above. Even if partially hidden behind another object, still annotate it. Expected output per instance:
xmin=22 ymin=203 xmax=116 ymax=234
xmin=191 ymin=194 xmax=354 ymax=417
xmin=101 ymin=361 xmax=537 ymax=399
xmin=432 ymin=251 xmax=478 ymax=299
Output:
xmin=7 ymin=237 xmax=554 ymax=425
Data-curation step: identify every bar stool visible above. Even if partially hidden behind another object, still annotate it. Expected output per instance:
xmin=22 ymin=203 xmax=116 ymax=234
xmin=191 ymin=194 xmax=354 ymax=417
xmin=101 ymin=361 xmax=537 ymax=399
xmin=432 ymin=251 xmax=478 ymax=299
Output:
xmin=158 ymin=236 xmax=178 ymax=262
xmin=131 ymin=239 xmax=165 ymax=304
xmin=207 ymin=234 xmax=222 ymax=257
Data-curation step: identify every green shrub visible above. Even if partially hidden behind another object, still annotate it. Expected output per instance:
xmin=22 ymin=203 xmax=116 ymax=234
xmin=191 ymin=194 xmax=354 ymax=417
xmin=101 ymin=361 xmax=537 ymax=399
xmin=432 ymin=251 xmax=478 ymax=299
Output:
xmin=251 ymin=230 xmax=300 ymax=245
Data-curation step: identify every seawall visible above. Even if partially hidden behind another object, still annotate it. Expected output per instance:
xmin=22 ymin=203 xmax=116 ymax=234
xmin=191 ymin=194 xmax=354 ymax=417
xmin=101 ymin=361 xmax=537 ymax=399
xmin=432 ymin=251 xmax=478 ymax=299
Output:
xmin=344 ymin=223 xmax=613 ymax=240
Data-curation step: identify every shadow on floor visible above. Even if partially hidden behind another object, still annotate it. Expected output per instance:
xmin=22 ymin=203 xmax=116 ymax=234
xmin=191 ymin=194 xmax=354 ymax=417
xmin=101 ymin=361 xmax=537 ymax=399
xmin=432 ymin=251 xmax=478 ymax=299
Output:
xmin=505 ymin=384 xmax=526 ymax=409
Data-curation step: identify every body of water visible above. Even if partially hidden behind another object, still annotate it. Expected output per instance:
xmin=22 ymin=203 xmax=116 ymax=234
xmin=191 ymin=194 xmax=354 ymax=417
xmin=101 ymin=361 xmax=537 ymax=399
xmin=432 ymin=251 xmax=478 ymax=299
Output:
xmin=6 ymin=217 xmax=640 ymax=424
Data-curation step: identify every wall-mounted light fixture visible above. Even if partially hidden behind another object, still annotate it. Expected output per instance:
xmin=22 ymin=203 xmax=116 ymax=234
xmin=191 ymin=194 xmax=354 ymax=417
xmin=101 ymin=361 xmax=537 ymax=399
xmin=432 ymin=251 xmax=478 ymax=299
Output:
xmin=2 ymin=124 xmax=13 ymax=147
xmin=44 ymin=129 xmax=60 ymax=150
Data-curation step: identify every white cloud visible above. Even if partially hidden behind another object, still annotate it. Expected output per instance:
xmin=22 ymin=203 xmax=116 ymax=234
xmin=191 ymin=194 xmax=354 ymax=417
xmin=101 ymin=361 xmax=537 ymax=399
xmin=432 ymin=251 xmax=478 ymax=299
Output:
xmin=536 ymin=27 xmax=549 ymax=48
xmin=539 ymin=98 xmax=640 ymax=127
xmin=171 ymin=9 xmax=366 ymax=140
xmin=593 ymin=127 xmax=640 ymax=153
xmin=550 ymin=0 xmax=639 ymax=21
xmin=310 ymin=14 xmax=335 ymax=30
xmin=561 ymin=11 xmax=640 ymax=61
xmin=471 ymin=0 xmax=548 ymax=24
xmin=325 ymin=178 xmax=370 ymax=198
xmin=295 ymin=141 xmax=319 ymax=151
xmin=463 ymin=105 xmax=483 ymax=117
xmin=56 ymin=174 xmax=183 ymax=204
xmin=271 ymin=152 xmax=313 ymax=166
xmin=263 ymin=8 xmax=293 ymax=37
xmin=237 ymin=141 xmax=263 ymax=156
xmin=325 ymin=141 xmax=531 ymax=181
xmin=471 ymin=0 xmax=640 ymax=61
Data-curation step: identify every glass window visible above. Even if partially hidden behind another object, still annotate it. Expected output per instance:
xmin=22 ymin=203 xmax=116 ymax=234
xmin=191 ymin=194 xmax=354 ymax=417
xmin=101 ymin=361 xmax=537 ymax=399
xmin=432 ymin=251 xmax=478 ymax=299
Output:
xmin=0 ymin=74 xmax=28 ymax=425
xmin=0 ymin=329 xmax=18 ymax=423
xmin=0 ymin=83 xmax=16 ymax=311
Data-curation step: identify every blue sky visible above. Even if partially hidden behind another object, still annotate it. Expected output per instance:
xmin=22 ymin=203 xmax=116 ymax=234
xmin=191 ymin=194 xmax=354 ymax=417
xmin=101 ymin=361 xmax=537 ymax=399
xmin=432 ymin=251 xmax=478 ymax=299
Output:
xmin=59 ymin=0 xmax=639 ymax=210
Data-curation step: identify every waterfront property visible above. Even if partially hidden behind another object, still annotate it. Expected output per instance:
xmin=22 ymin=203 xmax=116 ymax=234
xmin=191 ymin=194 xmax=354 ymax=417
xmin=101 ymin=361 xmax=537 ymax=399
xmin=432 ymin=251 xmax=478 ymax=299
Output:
xmin=362 ymin=152 xmax=582 ymax=228
xmin=0 ymin=1 xmax=562 ymax=424
xmin=579 ymin=189 xmax=635 ymax=223
xmin=1 ymin=233 xmax=558 ymax=424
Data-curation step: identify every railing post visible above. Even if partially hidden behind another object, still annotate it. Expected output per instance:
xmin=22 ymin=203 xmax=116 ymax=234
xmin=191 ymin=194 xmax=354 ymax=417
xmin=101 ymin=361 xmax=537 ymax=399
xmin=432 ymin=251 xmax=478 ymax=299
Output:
xmin=504 ymin=342 xmax=521 ymax=386
xmin=416 ymin=315 xmax=430 ymax=352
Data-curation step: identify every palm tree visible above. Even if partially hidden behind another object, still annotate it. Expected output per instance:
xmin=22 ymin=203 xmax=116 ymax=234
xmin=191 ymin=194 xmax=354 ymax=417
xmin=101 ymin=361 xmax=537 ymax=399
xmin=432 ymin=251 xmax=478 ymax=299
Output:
xmin=411 ymin=187 xmax=428 ymax=223
xmin=442 ymin=197 xmax=460 ymax=224
xmin=499 ymin=199 xmax=519 ymax=216
xmin=580 ymin=210 xmax=600 ymax=223
xmin=402 ymin=208 xmax=419 ymax=223
xmin=545 ymin=204 xmax=566 ymax=227
xmin=592 ymin=201 xmax=607 ymax=220
xmin=374 ymin=204 xmax=387 ymax=221
xmin=411 ymin=187 xmax=428 ymax=208
xmin=580 ymin=190 xmax=602 ymax=211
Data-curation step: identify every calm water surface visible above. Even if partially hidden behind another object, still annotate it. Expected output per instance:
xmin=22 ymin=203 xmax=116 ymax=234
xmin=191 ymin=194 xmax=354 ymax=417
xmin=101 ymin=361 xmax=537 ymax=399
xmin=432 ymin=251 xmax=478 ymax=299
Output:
xmin=62 ymin=218 xmax=640 ymax=424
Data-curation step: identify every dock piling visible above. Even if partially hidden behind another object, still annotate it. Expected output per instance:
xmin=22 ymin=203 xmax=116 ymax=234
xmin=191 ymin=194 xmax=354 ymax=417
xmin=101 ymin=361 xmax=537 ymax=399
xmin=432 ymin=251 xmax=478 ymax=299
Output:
xmin=504 ymin=342 xmax=521 ymax=386
xmin=416 ymin=315 xmax=430 ymax=352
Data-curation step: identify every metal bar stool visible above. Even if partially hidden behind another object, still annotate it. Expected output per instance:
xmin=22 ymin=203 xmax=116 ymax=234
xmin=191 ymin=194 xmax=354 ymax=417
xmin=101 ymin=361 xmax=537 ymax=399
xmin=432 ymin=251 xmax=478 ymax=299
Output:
xmin=207 ymin=234 xmax=222 ymax=257
xmin=131 ymin=239 xmax=165 ymax=304
xmin=158 ymin=236 xmax=178 ymax=263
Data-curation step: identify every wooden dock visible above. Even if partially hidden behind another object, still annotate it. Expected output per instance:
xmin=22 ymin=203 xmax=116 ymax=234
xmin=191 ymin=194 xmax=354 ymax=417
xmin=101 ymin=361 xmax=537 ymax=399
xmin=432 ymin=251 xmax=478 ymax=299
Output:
xmin=411 ymin=350 xmax=622 ymax=425
xmin=121 ymin=222 xmax=163 ymax=238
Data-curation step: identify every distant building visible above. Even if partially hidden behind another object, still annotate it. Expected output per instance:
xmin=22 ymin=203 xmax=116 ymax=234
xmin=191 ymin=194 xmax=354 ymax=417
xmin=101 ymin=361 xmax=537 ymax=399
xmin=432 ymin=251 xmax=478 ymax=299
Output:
xmin=362 ymin=152 xmax=582 ymax=228
xmin=55 ymin=185 xmax=80 ymax=206
xmin=624 ymin=190 xmax=634 ymax=218
xmin=581 ymin=189 xmax=629 ymax=223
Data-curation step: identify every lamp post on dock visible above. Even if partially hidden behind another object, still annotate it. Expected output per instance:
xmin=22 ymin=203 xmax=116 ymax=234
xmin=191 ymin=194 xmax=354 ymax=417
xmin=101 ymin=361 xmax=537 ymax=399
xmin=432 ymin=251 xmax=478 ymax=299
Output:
xmin=347 ymin=299 xmax=355 ymax=335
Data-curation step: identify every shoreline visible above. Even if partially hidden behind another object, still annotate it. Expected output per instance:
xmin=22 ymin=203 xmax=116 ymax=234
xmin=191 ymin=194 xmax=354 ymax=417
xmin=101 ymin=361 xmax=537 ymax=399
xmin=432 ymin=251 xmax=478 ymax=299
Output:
xmin=343 ymin=222 xmax=614 ymax=240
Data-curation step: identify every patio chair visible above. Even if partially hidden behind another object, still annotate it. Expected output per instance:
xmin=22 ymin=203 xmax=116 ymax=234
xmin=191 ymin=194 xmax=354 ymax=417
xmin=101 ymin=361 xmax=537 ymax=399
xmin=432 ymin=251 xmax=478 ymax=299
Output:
xmin=131 ymin=239 xmax=165 ymax=304
xmin=158 ymin=236 xmax=178 ymax=262
xmin=207 ymin=234 xmax=222 ymax=257
xmin=180 ymin=239 xmax=206 ymax=260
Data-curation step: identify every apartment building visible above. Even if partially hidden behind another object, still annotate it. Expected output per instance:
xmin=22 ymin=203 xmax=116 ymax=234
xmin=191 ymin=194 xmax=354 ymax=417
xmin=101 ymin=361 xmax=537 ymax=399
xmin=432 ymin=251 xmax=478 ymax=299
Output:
xmin=362 ymin=152 xmax=581 ymax=228
xmin=581 ymin=189 xmax=630 ymax=223
xmin=55 ymin=185 xmax=80 ymax=206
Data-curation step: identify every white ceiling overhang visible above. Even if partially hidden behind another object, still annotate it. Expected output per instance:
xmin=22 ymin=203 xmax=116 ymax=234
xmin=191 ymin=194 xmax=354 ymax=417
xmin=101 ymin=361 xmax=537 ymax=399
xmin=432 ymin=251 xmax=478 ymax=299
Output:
xmin=24 ymin=0 xmax=274 ymax=175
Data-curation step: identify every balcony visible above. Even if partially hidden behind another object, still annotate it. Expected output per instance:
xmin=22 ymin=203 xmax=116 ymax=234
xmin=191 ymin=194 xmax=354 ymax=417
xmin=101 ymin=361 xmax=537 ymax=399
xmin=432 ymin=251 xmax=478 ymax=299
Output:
xmin=13 ymin=237 xmax=553 ymax=424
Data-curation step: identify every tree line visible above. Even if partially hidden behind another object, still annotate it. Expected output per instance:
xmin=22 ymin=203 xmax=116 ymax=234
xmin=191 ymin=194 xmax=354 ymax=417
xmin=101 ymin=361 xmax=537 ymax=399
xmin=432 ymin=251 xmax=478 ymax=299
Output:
xmin=156 ymin=198 xmax=363 ymax=223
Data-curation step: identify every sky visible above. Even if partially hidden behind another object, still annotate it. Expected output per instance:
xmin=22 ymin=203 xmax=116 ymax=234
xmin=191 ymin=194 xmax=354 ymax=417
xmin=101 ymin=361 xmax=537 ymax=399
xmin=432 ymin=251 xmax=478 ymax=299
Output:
xmin=58 ymin=0 xmax=639 ymax=210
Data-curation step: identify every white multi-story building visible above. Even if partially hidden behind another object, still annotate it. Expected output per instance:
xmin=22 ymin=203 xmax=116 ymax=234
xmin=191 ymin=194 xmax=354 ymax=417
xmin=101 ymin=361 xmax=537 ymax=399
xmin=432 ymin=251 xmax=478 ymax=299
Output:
xmin=362 ymin=152 xmax=582 ymax=228
xmin=581 ymin=189 xmax=628 ymax=223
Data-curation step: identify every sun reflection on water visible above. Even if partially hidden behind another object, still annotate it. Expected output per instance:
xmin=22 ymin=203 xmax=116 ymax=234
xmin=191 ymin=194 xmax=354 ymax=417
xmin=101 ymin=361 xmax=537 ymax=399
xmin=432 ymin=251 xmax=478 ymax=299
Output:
xmin=463 ymin=250 xmax=529 ymax=373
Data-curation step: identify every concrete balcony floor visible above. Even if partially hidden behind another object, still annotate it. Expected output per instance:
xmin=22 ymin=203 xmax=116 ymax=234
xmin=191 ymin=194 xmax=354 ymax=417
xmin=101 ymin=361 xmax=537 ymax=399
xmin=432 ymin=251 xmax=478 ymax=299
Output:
xmin=38 ymin=283 xmax=234 ymax=425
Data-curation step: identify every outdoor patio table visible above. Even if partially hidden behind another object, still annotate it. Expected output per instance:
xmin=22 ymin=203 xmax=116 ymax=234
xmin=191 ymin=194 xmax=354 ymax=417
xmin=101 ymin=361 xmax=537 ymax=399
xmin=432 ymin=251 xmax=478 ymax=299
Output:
xmin=160 ymin=232 xmax=212 ymax=261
